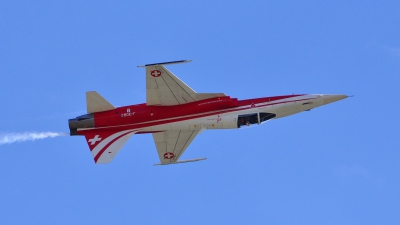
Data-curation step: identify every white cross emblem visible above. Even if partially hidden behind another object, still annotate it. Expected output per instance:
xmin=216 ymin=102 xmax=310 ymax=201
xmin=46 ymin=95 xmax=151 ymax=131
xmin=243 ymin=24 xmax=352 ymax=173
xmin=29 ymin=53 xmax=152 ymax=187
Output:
xmin=164 ymin=152 xmax=174 ymax=159
xmin=151 ymin=70 xmax=161 ymax=77
xmin=88 ymin=135 xmax=102 ymax=145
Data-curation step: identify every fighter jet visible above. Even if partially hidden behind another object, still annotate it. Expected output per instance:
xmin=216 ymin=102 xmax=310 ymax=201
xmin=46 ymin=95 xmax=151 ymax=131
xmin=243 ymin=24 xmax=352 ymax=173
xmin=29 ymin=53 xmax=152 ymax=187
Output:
xmin=68 ymin=60 xmax=347 ymax=165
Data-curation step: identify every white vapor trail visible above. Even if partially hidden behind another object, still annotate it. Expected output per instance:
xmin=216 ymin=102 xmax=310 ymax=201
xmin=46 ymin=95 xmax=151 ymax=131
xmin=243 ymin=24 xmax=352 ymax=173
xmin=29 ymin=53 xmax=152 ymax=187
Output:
xmin=0 ymin=132 xmax=68 ymax=145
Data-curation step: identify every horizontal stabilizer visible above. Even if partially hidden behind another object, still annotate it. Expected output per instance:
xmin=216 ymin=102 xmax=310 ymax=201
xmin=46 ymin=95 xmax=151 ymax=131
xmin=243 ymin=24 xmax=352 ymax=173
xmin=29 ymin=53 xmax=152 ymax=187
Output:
xmin=153 ymin=158 xmax=207 ymax=166
xmin=86 ymin=91 xmax=115 ymax=113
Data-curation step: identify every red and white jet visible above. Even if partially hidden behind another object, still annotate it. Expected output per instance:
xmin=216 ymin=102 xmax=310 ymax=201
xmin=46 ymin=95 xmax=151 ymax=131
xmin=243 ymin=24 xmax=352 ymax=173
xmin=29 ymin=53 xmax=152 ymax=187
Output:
xmin=68 ymin=60 xmax=347 ymax=165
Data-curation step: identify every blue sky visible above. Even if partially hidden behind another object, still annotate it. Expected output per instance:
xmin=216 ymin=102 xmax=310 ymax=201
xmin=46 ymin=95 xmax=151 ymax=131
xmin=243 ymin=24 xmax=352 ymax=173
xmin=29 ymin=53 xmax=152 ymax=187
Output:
xmin=1 ymin=1 xmax=399 ymax=224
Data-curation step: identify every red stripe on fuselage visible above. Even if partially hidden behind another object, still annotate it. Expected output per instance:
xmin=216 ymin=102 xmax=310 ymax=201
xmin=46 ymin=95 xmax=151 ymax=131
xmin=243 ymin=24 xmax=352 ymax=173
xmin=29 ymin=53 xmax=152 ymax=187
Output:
xmin=78 ymin=95 xmax=309 ymax=134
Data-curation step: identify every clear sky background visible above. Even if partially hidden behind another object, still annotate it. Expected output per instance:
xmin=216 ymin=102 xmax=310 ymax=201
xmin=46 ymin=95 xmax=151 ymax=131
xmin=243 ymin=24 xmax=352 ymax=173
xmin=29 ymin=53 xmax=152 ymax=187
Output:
xmin=1 ymin=1 xmax=399 ymax=224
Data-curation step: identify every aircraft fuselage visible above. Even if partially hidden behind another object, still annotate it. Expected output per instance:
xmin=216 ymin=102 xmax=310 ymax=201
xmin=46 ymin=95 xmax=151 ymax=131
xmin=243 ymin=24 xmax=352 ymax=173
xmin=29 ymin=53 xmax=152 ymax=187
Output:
xmin=69 ymin=94 xmax=346 ymax=135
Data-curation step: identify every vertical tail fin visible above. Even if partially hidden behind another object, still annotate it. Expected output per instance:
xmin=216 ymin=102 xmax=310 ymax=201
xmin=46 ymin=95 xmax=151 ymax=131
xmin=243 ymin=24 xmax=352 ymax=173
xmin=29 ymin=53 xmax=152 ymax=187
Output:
xmin=86 ymin=91 xmax=115 ymax=113
xmin=83 ymin=130 xmax=136 ymax=164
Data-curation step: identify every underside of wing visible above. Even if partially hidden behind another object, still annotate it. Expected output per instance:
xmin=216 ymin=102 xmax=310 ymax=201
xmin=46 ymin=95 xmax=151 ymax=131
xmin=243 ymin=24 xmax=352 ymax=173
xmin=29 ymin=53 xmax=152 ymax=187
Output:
xmin=141 ymin=60 xmax=226 ymax=106
xmin=146 ymin=64 xmax=196 ymax=105
xmin=152 ymin=130 xmax=199 ymax=164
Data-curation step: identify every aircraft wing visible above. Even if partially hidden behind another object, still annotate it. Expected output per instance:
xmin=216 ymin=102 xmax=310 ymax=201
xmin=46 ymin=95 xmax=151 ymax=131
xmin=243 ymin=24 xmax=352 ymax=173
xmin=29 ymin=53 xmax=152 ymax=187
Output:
xmin=152 ymin=130 xmax=199 ymax=164
xmin=142 ymin=60 xmax=197 ymax=106
xmin=83 ymin=130 xmax=136 ymax=164
xmin=139 ymin=60 xmax=226 ymax=106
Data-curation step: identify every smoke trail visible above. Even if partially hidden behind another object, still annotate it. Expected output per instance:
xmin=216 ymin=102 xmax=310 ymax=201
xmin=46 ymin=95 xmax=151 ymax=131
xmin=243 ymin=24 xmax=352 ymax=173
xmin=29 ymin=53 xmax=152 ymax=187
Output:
xmin=0 ymin=132 xmax=68 ymax=145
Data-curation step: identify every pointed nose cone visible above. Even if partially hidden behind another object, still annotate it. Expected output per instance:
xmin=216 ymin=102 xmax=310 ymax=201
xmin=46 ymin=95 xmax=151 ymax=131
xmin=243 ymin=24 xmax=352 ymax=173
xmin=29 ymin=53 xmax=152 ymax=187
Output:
xmin=322 ymin=94 xmax=348 ymax=105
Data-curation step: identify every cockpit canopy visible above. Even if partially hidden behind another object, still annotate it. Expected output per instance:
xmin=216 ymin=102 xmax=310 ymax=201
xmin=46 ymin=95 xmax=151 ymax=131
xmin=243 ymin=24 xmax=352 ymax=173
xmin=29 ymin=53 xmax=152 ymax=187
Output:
xmin=237 ymin=113 xmax=276 ymax=128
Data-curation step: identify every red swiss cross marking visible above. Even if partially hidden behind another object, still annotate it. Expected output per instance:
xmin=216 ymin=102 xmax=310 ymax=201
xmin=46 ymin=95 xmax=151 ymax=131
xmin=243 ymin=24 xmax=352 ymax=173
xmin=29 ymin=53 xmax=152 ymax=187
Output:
xmin=164 ymin=152 xmax=175 ymax=159
xmin=150 ymin=70 xmax=162 ymax=77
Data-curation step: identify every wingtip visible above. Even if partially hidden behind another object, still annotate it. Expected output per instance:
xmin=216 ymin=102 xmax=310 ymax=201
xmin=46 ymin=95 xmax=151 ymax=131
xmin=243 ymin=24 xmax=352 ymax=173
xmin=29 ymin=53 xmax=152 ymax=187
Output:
xmin=153 ymin=157 xmax=207 ymax=166
xmin=137 ymin=59 xmax=192 ymax=68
